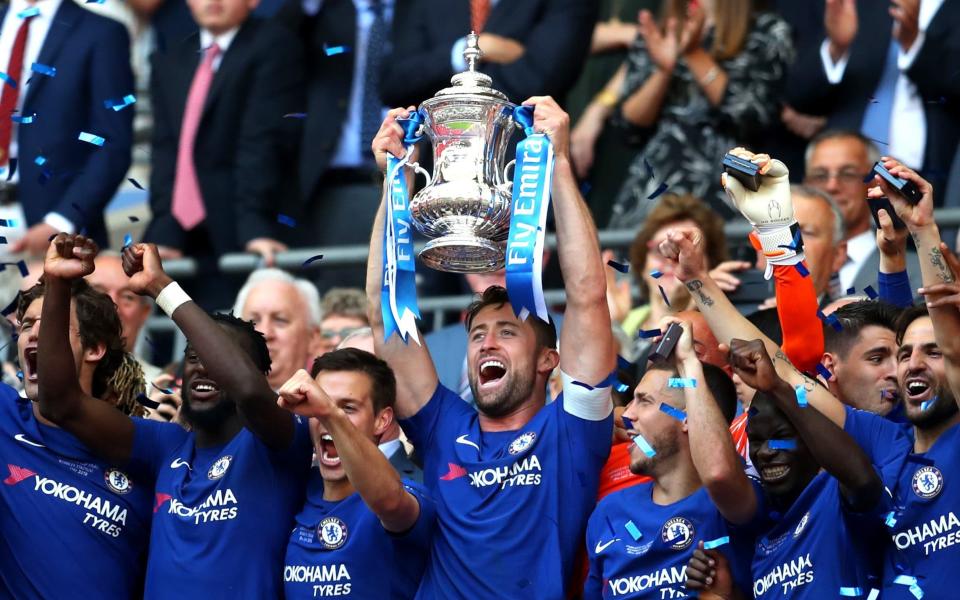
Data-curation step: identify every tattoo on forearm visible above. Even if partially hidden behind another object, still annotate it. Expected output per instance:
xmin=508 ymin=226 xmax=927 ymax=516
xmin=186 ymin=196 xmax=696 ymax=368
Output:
xmin=929 ymin=247 xmax=956 ymax=283
xmin=685 ymin=280 xmax=714 ymax=307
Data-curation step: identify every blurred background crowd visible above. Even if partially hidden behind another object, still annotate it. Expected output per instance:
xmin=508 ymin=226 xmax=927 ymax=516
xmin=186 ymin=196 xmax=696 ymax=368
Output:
xmin=0 ymin=0 xmax=958 ymax=412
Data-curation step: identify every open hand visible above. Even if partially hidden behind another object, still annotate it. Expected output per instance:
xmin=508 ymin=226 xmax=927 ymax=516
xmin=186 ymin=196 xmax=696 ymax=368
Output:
xmin=709 ymin=260 xmax=752 ymax=292
xmin=121 ymin=243 xmax=173 ymax=298
xmin=725 ymin=338 xmax=780 ymax=393
xmin=638 ymin=10 xmax=680 ymax=72
xmin=44 ymin=234 xmax=98 ymax=280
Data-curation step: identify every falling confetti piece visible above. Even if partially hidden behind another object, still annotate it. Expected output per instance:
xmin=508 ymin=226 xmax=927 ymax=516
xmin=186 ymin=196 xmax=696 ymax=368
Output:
xmin=794 ymin=262 xmax=809 ymax=277
xmin=621 ymin=416 xmax=633 ymax=430
xmin=283 ymin=113 xmax=307 ymax=119
xmin=136 ymin=393 xmax=160 ymax=409
xmin=703 ymin=536 xmax=730 ymax=550
xmin=650 ymin=269 xmax=663 ymax=279
xmin=639 ymin=328 xmax=661 ymax=339
xmin=103 ymin=94 xmax=137 ymax=111
xmin=624 ymin=520 xmax=643 ymax=540
xmin=277 ymin=214 xmax=297 ymax=227
xmin=643 ymin=157 xmax=655 ymax=179
xmin=632 ymin=434 xmax=656 ymax=457
xmin=301 ymin=254 xmax=324 ymax=267
xmin=0 ymin=219 xmax=15 ymax=227
xmin=768 ymin=439 xmax=797 ymax=450
xmin=921 ymin=397 xmax=937 ymax=411
xmin=78 ymin=131 xmax=105 ymax=146
xmin=659 ymin=402 xmax=686 ymax=420
xmin=816 ymin=363 xmax=832 ymax=379
xmin=11 ymin=114 xmax=35 ymax=124
xmin=795 ymin=385 xmax=808 ymax=407
xmin=30 ymin=63 xmax=56 ymax=77
xmin=0 ymin=72 xmax=15 ymax=89
xmin=127 ymin=215 xmax=140 ymax=222
xmin=123 ymin=234 xmax=133 ymax=247
xmin=658 ymin=284 xmax=670 ymax=307
xmin=839 ymin=588 xmax=863 ymax=597
xmin=606 ymin=259 xmax=629 ymax=273
xmin=846 ymin=287 xmax=856 ymax=295
xmin=151 ymin=381 xmax=174 ymax=395
xmin=6 ymin=158 xmax=17 ymax=181
xmin=647 ymin=182 xmax=669 ymax=201
xmin=864 ymin=285 xmax=878 ymax=299
xmin=17 ymin=6 xmax=40 ymax=18
xmin=34 ymin=155 xmax=46 ymax=166
xmin=323 ymin=44 xmax=349 ymax=56
xmin=667 ymin=378 xmax=696 ymax=388
xmin=127 ymin=178 xmax=145 ymax=190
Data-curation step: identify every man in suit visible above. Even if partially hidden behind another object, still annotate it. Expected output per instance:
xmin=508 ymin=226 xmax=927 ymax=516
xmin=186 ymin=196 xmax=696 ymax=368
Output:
xmin=382 ymin=0 xmax=597 ymax=109
xmin=804 ymin=129 xmax=921 ymax=294
xmin=0 ymin=0 xmax=133 ymax=255
xmin=146 ymin=0 xmax=302 ymax=308
xmin=271 ymin=0 xmax=397 ymax=292
xmin=786 ymin=0 xmax=960 ymax=199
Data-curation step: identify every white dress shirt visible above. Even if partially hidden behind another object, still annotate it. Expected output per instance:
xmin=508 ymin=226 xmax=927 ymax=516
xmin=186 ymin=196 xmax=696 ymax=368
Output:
xmin=819 ymin=0 xmax=945 ymax=169
xmin=198 ymin=26 xmax=240 ymax=72
xmin=839 ymin=228 xmax=876 ymax=291
xmin=378 ymin=438 xmax=402 ymax=459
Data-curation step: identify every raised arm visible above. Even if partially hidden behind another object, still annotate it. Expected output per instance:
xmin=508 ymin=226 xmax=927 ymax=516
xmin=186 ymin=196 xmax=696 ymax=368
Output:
xmin=619 ymin=11 xmax=677 ymax=128
xmin=728 ymin=338 xmax=883 ymax=512
xmin=278 ymin=370 xmax=422 ymax=532
xmin=875 ymin=206 xmax=915 ymax=308
xmin=660 ymin=228 xmax=847 ymax=426
xmin=526 ymin=96 xmax=614 ymax=386
xmin=36 ymin=235 xmax=135 ymax=465
xmin=874 ymin=158 xmax=960 ymax=404
xmin=664 ymin=316 xmax=756 ymax=525
xmin=122 ymin=243 xmax=294 ymax=450
xmin=367 ymin=108 xmax=438 ymax=420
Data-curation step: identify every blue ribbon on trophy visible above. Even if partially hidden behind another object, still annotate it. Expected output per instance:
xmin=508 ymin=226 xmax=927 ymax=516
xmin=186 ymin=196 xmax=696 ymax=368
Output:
xmin=505 ymin=105 xmax=553 ymax=323
xmin=381 ymin=111 xmax=424 ymax=344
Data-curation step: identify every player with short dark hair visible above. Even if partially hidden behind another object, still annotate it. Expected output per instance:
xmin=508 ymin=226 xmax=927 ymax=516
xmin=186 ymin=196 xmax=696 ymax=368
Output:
xmin=820 ymin=300 xmax=903 ymax=417
xmin=367 ymin=98 xmax=616 ymax=598
xmin=1 ymin=268 xmax=152 ymax=598
xmin=35 ymin=235 xmax=312 ymax=598
xmin=279 ymin=348 xmax=435 ymax=599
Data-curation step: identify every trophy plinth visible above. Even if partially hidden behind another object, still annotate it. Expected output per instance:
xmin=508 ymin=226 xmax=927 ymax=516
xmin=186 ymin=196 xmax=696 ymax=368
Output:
xmin=407 ymin=32 xmax=518 ymax=273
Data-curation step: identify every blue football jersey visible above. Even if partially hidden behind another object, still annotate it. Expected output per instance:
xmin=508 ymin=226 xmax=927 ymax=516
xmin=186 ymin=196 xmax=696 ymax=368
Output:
xmin=128 ymin=415 xmax=312 ymax=599
xmin=584 ymin=482 xmax=751 ymax=599
xmin=283 ymin=471 xmax=436 ymax=599
xmin=401 ymin=379 xmax=612 ymax=599
xmin=846 ymin=409 xmax=960 ymax=599
xmin=0 ymin=385 xmax=153 ymax=598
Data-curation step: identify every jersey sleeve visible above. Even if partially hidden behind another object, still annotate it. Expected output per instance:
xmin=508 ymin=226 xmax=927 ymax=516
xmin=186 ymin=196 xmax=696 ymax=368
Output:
xmin=269 ymin=414 xmax=313 ymax=462
xmin=399 ymin=383 xmax=472 ymax=456
xmin=559 ymin=371 xmax=614 ymax=461
xmin=878 ymin=270 xmax=914 ymax=308
xmin=127 ymin=417 xmax=191 ymax=478
xmin=772 ymin=262 xmax=824 ymax=374
xmin=387 ymin=480 xmax=436 ymax=549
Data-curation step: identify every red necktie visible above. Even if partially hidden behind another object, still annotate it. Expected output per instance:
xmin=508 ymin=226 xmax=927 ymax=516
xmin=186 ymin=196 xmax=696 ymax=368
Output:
xmin=172 ymin=43 xmax=220 ymax=230
xmin=470 ymin=0 xmax=490 ymax=33
xmin=0 ymin=15 xmax=33 ymax=163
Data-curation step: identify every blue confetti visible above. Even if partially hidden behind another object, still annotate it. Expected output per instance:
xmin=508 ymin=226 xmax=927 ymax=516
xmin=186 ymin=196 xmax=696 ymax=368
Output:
xmin=30 ymin=63 xmax=55 ymax=77
xmin=277 ymin=214 xmax=297 ymax=227
xmin=0 ymin=292 xmax=19 ymax=316
xmin=103 ymin=94 xmax=136 ymax=111
xmin=885 ymin=511 xmax=898 ymax=528
xmin=658 ymin=284 xmax=670 ymax=307
xmin=301 ymin=254 xmax=324 ymax=268
xmin=123 ymin=233 xmax=133 ymax=247
xmin=864 ymin=285 xmax=878 ymax=299
xmin=921 ymin=397 xmax=937 ymax=411
xmin=571 ymin=380 xmax=595 ymax=391
xmin=703 ymin=536 xmax=730 ymax=550
xmin=643 ymin=157 xmax=655 ymax=179
xmin=283 ymin=112 xmax=307 ymax=119
xmin=795 ymin=385 xmax=808 ymax=408
xmin=0 ymin=219 xmax=15 ymax=227
xmin=0 ymin=260 xmax=29 ymax=278
xmin=768 ymin=438 xmax=797 ymax=450
xmin=0 ymin=72 xmax=15 ymax=89
xmin=606 ymin=259 xmax=629 ymax=273
xmin=78 ymin=131 xmax=105 ymax=146
xmin=127 ymin=215 xmax=140 ymax=223
xmin=15 ymin=370 xmax=22 ymax=381
xmin=617 ymin=355 xmax=632 ymax=371
xmin=639 ymin=328 xmax=661 ymax=339
xmin=659 ymin=402 xmax=687 ymax=421
xmin=615 ymin=382 xmax=629 ymax=393
xmin=794 ymin=262 xmax=809 ymax=277
xmin=7 ymin=158 xmax=18 ymax=181
xmin=127 ymin=178 xmax=145 ymax=190
xmin=839 ymin=588 xmax=863 ymax=597
xmin=0 ymin=237 xmax=6 ymax=244
xmin=667 ymin=378 xmax=696 ymax=388
xmin=135 ymin=393 xmax=160 ymax=410
xmin=624 ymin=520 xmax=643 ymax=541
xmin=650 ymin=269 xmax=663 ymax=279
xmin=37 ymin=168 xmax=52 ymax=185
xmin=647 ymin=182 xmax=669 ymax=201
xmin=11 ymin=114 xmax=36 ymax=124
xmin=323 ymin=44 xmax=349 ymax=56
xmin=893 ymin=575 xmax=923 ymax=599
xmin=16 ymin=6 xmax=40 ymax=18
xmin=846 ymin=287 xmax=856 ymax=295
xmin=621 ymin=416 xmax=633 ymax=430
xmin=816 ymin=363 xmax=832 ymax=380
xmin=632 ymin=433 xmax=657 ymax=457
xmin=34 ymin=155 xmax=45 ymax=166
xmin=151 ymin=381 xmax=174 ymax=395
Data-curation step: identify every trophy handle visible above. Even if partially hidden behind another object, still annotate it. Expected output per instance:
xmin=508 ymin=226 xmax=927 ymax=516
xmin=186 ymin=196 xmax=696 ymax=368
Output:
xmin=400 ymin=144 xmax=433 ymax=186
xmin=504 ymin=159 xmax=516 ymax=183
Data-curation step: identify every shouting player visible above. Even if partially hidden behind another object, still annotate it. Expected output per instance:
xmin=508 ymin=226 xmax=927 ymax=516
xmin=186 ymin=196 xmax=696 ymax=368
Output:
xmin=367 ymin=97 xmax=615 ymax=598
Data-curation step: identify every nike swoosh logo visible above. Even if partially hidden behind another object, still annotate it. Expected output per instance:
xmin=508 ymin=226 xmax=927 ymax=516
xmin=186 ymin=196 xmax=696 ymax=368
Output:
xmin=455 ymin=435 xmax=480 ymax=451
xmin=595 ymin=538 xmax=620 ymax=554
xmin=14 ymin=434 xmax=45 ymax=448
xmin=170 ymin=458 xmax=192 ymax=470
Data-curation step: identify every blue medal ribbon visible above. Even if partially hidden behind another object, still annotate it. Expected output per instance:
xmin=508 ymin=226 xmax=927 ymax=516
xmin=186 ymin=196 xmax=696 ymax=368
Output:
xmin=505 ymin=105 xmax=553 ymax=323
xmin=381 ymin=110 xmax=424 ymax=344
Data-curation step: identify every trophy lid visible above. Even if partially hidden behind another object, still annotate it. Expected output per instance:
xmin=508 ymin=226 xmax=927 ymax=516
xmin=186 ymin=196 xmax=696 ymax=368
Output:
xmin=431 ymin=32 xmax=509 ymax=102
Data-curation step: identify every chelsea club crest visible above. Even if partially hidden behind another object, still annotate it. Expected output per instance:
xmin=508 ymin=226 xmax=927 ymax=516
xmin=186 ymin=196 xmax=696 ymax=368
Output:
xmin=318 ymin=517 xmax=348 ymax=550
xmin=508 ymin=432 xmax=537 ymax=455
xmin=207 ymin=455 xmax=233 ymax=480
xmin=793 ymin=512 xmax=810 ymax=538
xmin=912 ymin=466 xmax=944 ymax=500
xmin=104 ymin=468 xmax=132 ymax=494
xmin=661 ymin=517 xmax=695 ymax=551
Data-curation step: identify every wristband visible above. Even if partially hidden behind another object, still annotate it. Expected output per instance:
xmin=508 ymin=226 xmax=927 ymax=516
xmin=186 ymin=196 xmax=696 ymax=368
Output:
xmin=155 ymin=281 xmax=192 ymax=316
xmin=594 ymin=89 xmax=619 ymax=108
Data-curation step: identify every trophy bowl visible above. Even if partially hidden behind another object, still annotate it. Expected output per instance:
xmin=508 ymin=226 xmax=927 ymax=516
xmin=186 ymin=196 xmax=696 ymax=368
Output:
xmin=407 ymin=34 xmax=519 ymax=273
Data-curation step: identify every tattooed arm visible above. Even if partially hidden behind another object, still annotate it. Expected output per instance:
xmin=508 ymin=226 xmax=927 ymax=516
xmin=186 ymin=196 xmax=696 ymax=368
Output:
xmin=871 ymin=158 xmax=960 ymax=403
xmin=660 ymin=227 xmax=848 ymax=426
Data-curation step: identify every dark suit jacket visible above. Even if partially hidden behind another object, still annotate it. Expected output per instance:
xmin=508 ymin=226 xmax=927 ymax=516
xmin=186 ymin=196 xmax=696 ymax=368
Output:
xmin=0 ymin=0 xmax=133 ymax=246
xmin=387 ymin=444 xmax=423 ymax=483
xmin=382 ymin=0 xmax=598 ymax=108
xmin=851 ymin=247 xmax=922 ymax=299
xmin=786 ymin=0 xmax=960 ymax=194
xmin=146 ymin=18 xmax=304 ymax=256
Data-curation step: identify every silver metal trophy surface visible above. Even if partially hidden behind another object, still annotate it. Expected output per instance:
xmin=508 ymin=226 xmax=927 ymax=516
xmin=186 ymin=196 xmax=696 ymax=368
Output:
xmin=407 ymin=33 xmax=518 ymax=273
